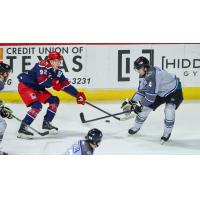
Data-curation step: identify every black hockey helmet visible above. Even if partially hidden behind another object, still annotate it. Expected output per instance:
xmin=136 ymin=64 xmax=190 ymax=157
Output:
xmin=86 ymin=128 xmax=103 ymax=147
xmin=0 ymin=63 xmax=12 ymax=74
xmin=134 ymin=56 xmax=150 ymax=70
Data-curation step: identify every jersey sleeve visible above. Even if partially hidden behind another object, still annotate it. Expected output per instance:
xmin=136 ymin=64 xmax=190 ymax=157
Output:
xmin=132 ymin=77 xmax=146 ymax=101
xmin=51 ymin=69 xmax=79 ymax=96
xmin=140 ymin=71 xmax=158 ymax=107
xmin=0 ymin=80 xmax=4 ymax=91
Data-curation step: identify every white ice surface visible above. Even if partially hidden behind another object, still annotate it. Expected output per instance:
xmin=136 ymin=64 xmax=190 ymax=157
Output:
xmin=1 ymin=101 xmax=200 ymax=155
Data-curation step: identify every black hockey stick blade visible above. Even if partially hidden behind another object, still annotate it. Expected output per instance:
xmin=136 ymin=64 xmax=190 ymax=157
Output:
xmin=80 ymin=112 xmax=86 ymax=123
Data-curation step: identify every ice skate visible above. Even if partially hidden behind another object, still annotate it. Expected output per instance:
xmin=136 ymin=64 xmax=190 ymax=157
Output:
xmin=42 ymin=120 xmax=58 ymax=135
xmin=17 ymin=123 xmax=34 ymax=139
xmin=0 ymin=151 xmax=8 ymax=155
xmin=0 ymin=146 xmax=8 ymax=155
xmin=160 ymin=133 xmax=171 ymax=144
xmin=128 ymin=128 xmax=140 ymax=135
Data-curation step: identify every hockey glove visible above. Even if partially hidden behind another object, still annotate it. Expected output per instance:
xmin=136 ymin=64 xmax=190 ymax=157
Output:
xmin=0 ymin=106 xmax=13 ymax=119
xmin=0 ymin=71 xmax=9 ymax=84
xmin=121 ymin=99 xmax=143 ymax=115
xmin=52 ymin=78 xmax=62 ymax=91
xmin=52 ymin=79 xmax=71 ymax=91
xmin=76 ymin=92 xmax=86 ymax=105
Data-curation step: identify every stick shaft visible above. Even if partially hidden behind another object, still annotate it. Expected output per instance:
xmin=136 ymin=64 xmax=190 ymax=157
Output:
xmin=80 ymin=109 xmax=135 ymax=123
xmin=85 ymin=101 xmax=120 ymax=120
xmin=12 ymin=115 xmax=49 ymax=136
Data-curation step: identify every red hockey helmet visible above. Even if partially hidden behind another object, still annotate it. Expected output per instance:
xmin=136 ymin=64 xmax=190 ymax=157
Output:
xmin=48 ymin=51 xmax=62 ymax=60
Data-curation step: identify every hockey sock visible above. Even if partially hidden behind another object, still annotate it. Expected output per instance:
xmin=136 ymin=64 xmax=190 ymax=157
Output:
xmin=23 ymin=102 xmax=42 ymax=125
xmin=0 ymin=118 xmax=7 ymax=144
xmin=133 ymin=106 xmax=152 ymax=130
xmin=44 ymin=103 xmax=59 ymax=122
xmin=44 ymin=96 xmax=60 ymax=122
xmin=164 ymin=103 xmax=176 ymax=136
xmin=0 ymin=134 xmax=3 ymax=144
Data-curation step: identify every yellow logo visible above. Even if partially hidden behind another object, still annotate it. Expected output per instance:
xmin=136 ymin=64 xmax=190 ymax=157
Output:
xmin=0 ymin=48 xmax=3 ymax=60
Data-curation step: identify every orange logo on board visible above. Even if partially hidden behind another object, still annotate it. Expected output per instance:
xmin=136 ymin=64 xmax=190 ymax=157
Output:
xmin=0 ymin=48 xmax=3 ymax=61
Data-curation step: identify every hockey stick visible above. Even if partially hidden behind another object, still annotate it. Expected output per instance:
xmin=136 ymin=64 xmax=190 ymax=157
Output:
xmin=71 ymin=94 xmax=120 ymax=120
xmin=12 ymin=115 xmax=49 ymax=136
xmin=80 ymin=109 xmax=135 ymax=123
xmin=85 ymin=101 xmax=120 ymax=120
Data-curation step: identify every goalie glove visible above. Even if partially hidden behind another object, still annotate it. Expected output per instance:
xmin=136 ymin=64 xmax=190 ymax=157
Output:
xmin=121 ymin=99 xmax=143 ymax=115
xmin=0 ymin=106 xmax=13 ymax=119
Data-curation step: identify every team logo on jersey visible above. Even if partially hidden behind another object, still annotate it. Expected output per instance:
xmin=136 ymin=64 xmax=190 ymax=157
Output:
xmin=73 ymin=144 xmax=80 ymax=153
xmin=139 ymin=78 xmax=147 ymax=89
xmin=30 ymin=93 xmax=36 ymax=99
xmin=146 ymin=71 xmax=153 ymax=77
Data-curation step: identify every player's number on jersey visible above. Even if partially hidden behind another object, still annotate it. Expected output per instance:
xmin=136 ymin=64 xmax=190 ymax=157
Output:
xmin=40 ymin=69 xmax=48 ymax=75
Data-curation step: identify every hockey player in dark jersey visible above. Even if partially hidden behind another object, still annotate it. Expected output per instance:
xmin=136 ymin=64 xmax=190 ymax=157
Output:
xmin=0 ymin=63 xmax=13 ymax=154
xmin=66 ymin=128 xmax=103 ymax=155
xmin=121 ymin=56 xmax=183 ymax=143
xmin=17 ymin=51 xmax=87 ymax=139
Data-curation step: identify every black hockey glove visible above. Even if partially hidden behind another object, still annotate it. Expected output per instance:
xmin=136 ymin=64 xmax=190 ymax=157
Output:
xmin=0 ymin=106 xmax=13 ymax=119
xmin=121 ymin=99 xmax=143 ymax=115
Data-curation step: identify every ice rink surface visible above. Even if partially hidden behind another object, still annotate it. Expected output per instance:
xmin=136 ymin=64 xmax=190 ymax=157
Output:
xmin=1 ymin=101 xmax=200 ymax=155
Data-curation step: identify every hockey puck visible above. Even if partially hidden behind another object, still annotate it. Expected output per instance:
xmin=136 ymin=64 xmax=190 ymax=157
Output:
xmin=105 ymin=120 xmax=110 ymax=123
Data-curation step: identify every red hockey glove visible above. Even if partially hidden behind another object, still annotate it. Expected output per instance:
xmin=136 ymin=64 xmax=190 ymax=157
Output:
xmin=76 ymin=92 xmax=86 ymax=105
xmin=52 ymin=79 xmax=70 ymax=91
xmin=52 ymin=78 xmax=62 ymax=91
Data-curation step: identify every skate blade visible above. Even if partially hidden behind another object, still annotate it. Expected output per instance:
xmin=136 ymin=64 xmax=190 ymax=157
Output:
xmin=160 ymin=140 xmax=165 ymax=145
xmin=17 ymin=133 xmax=33 ymax=140
xmin=160 ymin=139 xmax=169 ymax=145
xmin=0 ymin=151 xmax=8 ymax=155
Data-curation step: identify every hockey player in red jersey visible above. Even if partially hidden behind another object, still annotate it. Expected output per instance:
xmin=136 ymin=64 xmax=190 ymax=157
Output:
xmin=17 ymin=51 xmax=86 ymax=139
